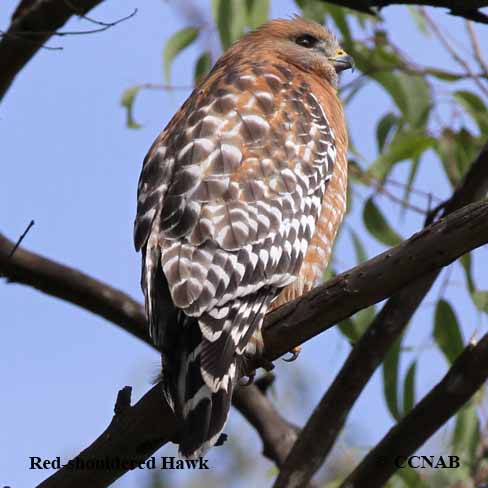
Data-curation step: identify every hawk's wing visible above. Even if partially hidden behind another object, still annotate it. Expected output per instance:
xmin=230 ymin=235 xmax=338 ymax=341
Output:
xmin=135 ymin=61 xmax=336 ymax=317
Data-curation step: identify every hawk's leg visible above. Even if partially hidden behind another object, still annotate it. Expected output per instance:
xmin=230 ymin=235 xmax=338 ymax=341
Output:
xmin=239 ymin=356 xmax=275 ymax=386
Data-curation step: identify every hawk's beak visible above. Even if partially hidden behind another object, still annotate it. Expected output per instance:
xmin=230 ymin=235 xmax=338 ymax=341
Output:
xmin=330 ymin=52 xmax=355 ymax=73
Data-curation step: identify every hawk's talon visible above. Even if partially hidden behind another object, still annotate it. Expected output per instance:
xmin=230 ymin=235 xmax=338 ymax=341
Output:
xmin=282 ymin=345 xmax=301 ymax=362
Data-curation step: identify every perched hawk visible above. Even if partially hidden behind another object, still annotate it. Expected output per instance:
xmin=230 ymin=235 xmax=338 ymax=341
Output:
xmin=134 ymin=17 xmax=352 ymax=458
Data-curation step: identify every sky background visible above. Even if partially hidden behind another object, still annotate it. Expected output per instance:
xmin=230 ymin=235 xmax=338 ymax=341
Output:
xmin=1 ymin=1 xmax=488 ymax=487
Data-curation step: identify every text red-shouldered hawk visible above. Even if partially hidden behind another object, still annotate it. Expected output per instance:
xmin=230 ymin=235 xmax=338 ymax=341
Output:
xmin=134 ymin=17 xmax=352 ymax=458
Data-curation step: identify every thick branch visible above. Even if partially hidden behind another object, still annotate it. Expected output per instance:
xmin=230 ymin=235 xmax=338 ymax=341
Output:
xmin=272 ymin=277 xmax=433 ymax=488
xmin=0 ymin=0 xmax=106 ymax=103
xmin=320 ymin=1 xmax=488 ymax=24
xmin=272 ymin=139 xmax=488 ymax=487
xmin=262 ymin=199 xmax=488 ymax=362
xmin=340 ymin=334 xmax=488 ymax=488
xmin=36 ymin=383 xmax=178 ymax=488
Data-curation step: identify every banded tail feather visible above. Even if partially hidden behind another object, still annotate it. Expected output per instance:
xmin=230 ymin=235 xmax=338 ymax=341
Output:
xmin=144 ymin=243 xmax=275 ymax=457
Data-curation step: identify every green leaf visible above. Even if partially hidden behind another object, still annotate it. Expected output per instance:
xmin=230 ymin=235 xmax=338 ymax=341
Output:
xmin=369 ymin=130 xmax=434 ymax=180
xmin=454 ymin=90 xmax=488 ymax=134
xmin=402 ymin=361 xmax=416 ymax=415
xmin=350 ymin=229 xmax=367 ymax=263
xmin=394 ymin=466 xmax=429 ymax=488
xmin=407 ymin=6 xmax=429 ymax=36
xmin=163 ymin=27 xmax=199 ymax=83
xmin=213 ymin=0 xmax=247 ymax=49
xmin=338 ymin=317 xmax=362 ymax=343
xmin=383 ymin=337 xmax=402 ymax=421
xmin=436 ymin=128 xmax=480 ymax=187
xmin=452 ymin=401 xmax=480 ymax=468
xmin=433 ymin=299 xmax=464 ymax=364
xmin=351 ymin=39 xmax=400 ymax=75
xmin=323 ymin=265 xmax=336 ymax=282
xmin=346 ymin=177 xmax=354 ymax=214
xmin=463 ymin=256 xmax=488 ymax=314
xmin=341 ymin=77 xmax=369 ymax=106
xmin=472 ymin=291 xmax=488 ymax=313
xmin=294 ymin=0 xmax=328 ymax=23
xmin=245 ymin=0 xmax=269 ymax=29
xmin=323 ymin=5 xmax=351 ymax=42
xmin=376 ymin=112 xmax=399 ymax=151
xmin=425 ymin=68 xmax=464 ymax=82
xmin=338 ymin=306 xmax=374 ymax=343
xmin=397 ymin=73 xmax=431 ymax=128
xmin=372 ymin=72 xmax=431 ymax=128
xmin=363 ymin=198 xmax=403 ymax=246
xmin=460 ymin=253 xmax=475 ymax=293
xmin=356 ymin=306 xmax=375 ymax=330
xmin=194 ymin=51 xmax=212 ymax=85
xmin=120 ymin=85 xmax=142 ymax=129
xmin=402 ymin=157 xmax=420 ymax=206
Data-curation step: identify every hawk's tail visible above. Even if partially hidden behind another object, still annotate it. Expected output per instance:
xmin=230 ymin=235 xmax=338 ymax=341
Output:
xmin=161 ymin=313 xmax=234 ymax=459
xmin=161 ymin=291 xmax=273 ymax=459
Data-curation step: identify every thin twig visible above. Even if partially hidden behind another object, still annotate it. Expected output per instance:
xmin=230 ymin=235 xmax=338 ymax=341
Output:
xmin=466 ymin=20 xmax=488 ymax=78
xmin=63 ymin=0 xmax=133 ymax=28
xmin=1 ymin=9 xmax=137 ymax=38
xmin=384 ymin=177 xmax=443 ymax=203
xmin=8 ymin=219 xmax=34 ymax=258
xmin=420 ymin=8 xmax=488 ymax=97
xmin=0 ymin=29 xmax=64 ymax=50
xmin=350 ymin=166 xmax=429 ymax=215
xmin=138 ymin=82 xmax=194 ymax=92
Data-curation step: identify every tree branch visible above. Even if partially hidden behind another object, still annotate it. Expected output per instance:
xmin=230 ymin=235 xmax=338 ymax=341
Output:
xmin=233 ymin=382 xmax=300 ymax=468
xmin=319 ymin=1 xmax=488 ymax=24
xmin=261 ymin=199 xmax=488 ymax=363
xmin=36 ymin=383 xmax=179 ymax=488
xmin=340 ymin=334 xmax=488 ymax=488
xmin=0 ymin=0 xmax=123 ymax=103
xmin=0 ymin=232 xmax=149 ymax=344
xmin=271 ymin=138 xmax=488 ymax=487
xmin=1 ymin=196 xmax=486 ymax=486
xmin=272 ymin=277 xmax=433 ymax=488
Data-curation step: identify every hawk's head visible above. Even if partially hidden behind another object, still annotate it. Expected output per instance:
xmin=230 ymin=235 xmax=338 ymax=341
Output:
xmin=241 ymin=16 xmax=354 ymax=87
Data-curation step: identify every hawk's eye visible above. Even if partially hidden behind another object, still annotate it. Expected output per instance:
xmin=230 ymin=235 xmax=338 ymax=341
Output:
xmin=295 ymin=34 xmax=318 ymax=48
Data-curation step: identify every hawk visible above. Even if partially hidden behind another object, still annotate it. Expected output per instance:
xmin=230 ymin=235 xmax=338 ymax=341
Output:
xmin=134 ymin=17 xmax=352 ymax=458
